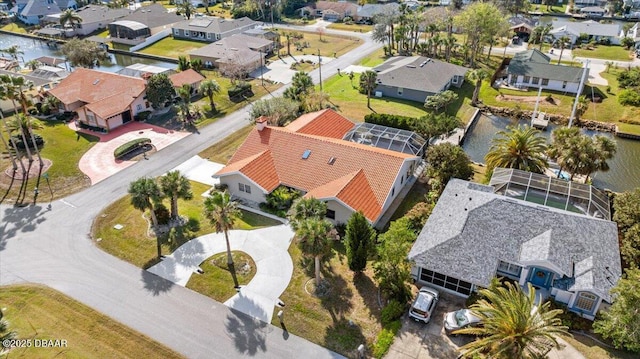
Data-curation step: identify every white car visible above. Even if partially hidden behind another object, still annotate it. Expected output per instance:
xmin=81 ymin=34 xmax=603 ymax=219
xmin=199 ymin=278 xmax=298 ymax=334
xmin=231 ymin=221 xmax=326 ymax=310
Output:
xmin=408 ymin=287 xmax=439 ymax=324
xmin=444 ymin=309 xmax=482 ymax=334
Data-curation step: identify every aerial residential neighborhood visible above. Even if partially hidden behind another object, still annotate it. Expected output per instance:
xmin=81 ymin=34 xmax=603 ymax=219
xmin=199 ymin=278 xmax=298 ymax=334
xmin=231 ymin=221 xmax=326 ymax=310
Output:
xmin=1 ymin=0 xmax=640 ymax=359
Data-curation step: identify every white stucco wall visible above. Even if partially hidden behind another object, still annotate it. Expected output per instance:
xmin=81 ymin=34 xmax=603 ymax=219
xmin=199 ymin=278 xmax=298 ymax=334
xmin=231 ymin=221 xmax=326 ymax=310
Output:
xmin=509 ymin=75 xmax=583 ymax=94
xmin=130 ymin=93 xmax=149 ymax=116
xmin=380 ymin=158 xmax=421 ymax=215
xmin=219 ymin=173 xmax=267 ymax=204
xmin=325 ymin=199 xmax=355 ymax=225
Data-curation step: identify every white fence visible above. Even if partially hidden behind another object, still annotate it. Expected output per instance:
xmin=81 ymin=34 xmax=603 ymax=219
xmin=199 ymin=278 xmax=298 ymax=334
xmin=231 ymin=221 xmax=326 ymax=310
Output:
xmin=130 ymin=29 xmax=171 ymax=52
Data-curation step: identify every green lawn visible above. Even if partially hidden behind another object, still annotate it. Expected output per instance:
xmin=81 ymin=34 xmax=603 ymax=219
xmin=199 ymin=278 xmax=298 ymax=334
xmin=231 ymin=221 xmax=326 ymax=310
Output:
xmin=326 ymin=23 xmax=373 ymax=33
xmin=273 ymin=242 xmax=382 ymax=357
xmin=563 ymin=335 xmax=638 ymax=359
xmin=358 ymin=47 xmax=387 ymax=67
xmin=198 ymin=125 xmax=253 ymax=164
xmin=0 ymin=22 xmax=29 ymax=34
xmin=588 ymin=70 xmax=640 ymax=133
xmin=0 ymin=285 xmax=183 ymax=359
xmin=139 ymin=37 xmax=208 ymax=59
xmin=93 ymin=181 xmax=281 ymax=268
xmin=276 ymin=30 xmax=361 ymax=58
xmin=0 ymin=119 xmax=98 ymax=204
xmin=280 ymin=16 xmax=317 ymax=26
xmin=186 ymin=251 xmax=256 ymax=302
xmin=572 ymin=46 xmax=633 ymax=61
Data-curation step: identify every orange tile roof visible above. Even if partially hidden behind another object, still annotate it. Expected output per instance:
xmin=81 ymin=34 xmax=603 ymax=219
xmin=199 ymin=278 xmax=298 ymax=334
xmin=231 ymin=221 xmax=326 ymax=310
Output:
xmin=284 ymin=109 xmax=354 ymax=139
xmin=47 ymin=68 xmax=146 ymax=108
xmin=169 ymin=69 xmax=205 ymax=88
xmin=216 ymin=126 xmax=416 ymax=222
xmin=85 ymin=93 xmax=138 ymax=119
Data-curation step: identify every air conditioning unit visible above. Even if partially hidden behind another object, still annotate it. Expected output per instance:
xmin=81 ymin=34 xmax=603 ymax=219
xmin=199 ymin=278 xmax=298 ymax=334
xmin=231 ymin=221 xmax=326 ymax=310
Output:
xmin=374 ymin=91 xmax=382 ymax=98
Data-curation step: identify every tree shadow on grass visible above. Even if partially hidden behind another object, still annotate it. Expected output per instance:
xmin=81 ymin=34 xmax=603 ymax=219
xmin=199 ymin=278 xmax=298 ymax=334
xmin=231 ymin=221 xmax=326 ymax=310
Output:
xmin=140 ymin=269 xmax=174 ymax=295
xmin=323 ymin=316 xmax=367 ymax=357
xmin=224 ymin=305 xmax=268 ymax=356
xmin=163 ymin=218 xmax=200 ymax=252
xmin=353 ymin=271 xmax=382 ymax=315
xmin=319 ymin=263 xmax=353 ymax=323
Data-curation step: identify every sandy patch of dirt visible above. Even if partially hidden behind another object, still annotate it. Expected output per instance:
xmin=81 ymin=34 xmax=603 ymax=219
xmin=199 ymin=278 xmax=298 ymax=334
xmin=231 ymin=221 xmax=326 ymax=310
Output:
xmin=496 ymin=94 xmax=562 ymax=106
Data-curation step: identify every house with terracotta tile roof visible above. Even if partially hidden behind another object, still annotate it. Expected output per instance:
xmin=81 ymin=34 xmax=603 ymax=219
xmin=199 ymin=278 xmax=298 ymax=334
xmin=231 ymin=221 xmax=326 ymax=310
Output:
xmin=48 ymin=68 xmax=150 ymax=132
xmin=169 ymin=69 xmax=206 ymax=97
xmin=214 ymin=109 xmax=422 ymax=227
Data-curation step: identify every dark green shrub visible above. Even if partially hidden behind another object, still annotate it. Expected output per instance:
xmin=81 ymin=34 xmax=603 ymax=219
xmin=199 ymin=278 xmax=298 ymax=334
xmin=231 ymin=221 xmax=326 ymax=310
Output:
xmin=618 ymin=89 xmax=640 ymax=106
xmin=364 ymin=113 xmax=416 ymax=131
xmin=227 ymin=81 xmax=253 ymax=100
xmin=134 ymin=111 xmax=152 ymax=121
xmin=381 ymin=300 xmax=405 ymax=326
xmin=12 ymin=134 xmax=44 ymax=149
xmin=373 ymin=320 xmax=401 ymax=358
xmin=113 ymin=138 xmax=151 ymax=158
xmin=547 ymin=301 xmax=593 ymax=331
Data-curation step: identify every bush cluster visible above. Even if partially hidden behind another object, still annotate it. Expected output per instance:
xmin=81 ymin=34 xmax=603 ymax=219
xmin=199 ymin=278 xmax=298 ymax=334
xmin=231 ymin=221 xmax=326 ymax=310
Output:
xmin=227 ymin=82 xmax=252 ymax=100
xmin=113 ymin=138 xmax=151 ymax=159
xmin=364 ymin=113 xmax=416 ymax=131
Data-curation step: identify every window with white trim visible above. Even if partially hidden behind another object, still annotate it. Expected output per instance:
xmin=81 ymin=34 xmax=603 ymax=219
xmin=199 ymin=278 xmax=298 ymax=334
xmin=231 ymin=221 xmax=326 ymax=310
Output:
xmin=207 ymin=33 xmax=212 ymax=39
xmin=496 ymin=260 xmax=522 ymax=278
xmin=238 ymin=183 xmax=251 ymax=193
xmin=575 ymin=292 xmax=597 ymax=312
xmin=541 ymin=78 xmax=549 ymax=85
xmin=523 ymin=75 xmax=530 ymax=83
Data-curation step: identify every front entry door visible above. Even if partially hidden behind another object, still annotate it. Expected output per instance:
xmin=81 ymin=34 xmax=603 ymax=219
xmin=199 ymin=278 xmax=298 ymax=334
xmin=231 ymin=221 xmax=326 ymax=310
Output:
xmin=529 ymin=268 xmax=552 ymax=288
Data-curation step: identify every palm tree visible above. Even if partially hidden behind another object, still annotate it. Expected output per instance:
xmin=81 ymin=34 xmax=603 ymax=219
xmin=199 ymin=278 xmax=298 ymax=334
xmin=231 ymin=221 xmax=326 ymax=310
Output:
xmin=466 ymin=69 xmax=489 ymax=106
xmin=25 ymin=59 xmax=39 ymax=70
xmin=485 ymin=125 xmax=548 ymax=173
xmin=359 ymin=70 xmax=378 ymax=108
xmin=59 ymin=9 xmax=83 ymax=30
xmin=1 ymin=75 xmax=36 ymax=165
xmin=583 ymin=136 xmax=617 ymax=183
xmin=177 ymin=83 xmax=192 ymax=115
xmin=7 ymin=113 xmax=42 ymax=142
xmin=177 ymin=56 xmax=191 ymax=71
xmin=1 ymin=45 xmax=23 ymax=62
xmin=0 ymin=84 xmax=22 ymax=174
xmin=547 ymin=126 xmax=580 ymax=178
xmin=203 ymin=191 xmax=242 ymax=277
xmin=557 ymin=35 xmax=571 ymax=64
xmin=177 ymin=1 xmax=197 ymax=20
xmin=539 ymin=24 xmax=553 ymax=51
xmin=190 ymin=58 xmax=203 ymax=73
xmin=444 ymin=36 xmax=457 ymax=62
xmin=199 ymin=79 xmax=220 ymax=113
xmin=572 ymin=95 xmax=589 ymax=123
xmin=159 ymin=170 xmax=193 ymax=220
xmin=456 ymin=283 xmax=569 ymax=359
xmin=128 ymin=178 xmax=165 ymax=258
xmin=295 ymin=217 xmax=333 ymax=286
xmin=287 ymin=197 xmax=327 ymax=231
xmin=42 ymin=95 xmax=61 ymax=114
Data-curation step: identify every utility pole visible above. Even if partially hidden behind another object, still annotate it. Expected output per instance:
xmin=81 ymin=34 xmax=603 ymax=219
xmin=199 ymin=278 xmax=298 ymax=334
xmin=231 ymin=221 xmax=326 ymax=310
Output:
xmin=260 ymin=50 xmax=264 ymax=86
xmin=318 ymin=49 xmax=322 ymax=92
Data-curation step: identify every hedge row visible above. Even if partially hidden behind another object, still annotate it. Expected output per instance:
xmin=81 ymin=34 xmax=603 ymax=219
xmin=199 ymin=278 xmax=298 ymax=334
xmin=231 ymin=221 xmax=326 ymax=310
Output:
xmin=114 ymin=138 xmax=151 ymax=158
xmin=228 ymin=82 xmax=252 ymax=99
xmin=364 ymin=113 xmax=416 ymax=131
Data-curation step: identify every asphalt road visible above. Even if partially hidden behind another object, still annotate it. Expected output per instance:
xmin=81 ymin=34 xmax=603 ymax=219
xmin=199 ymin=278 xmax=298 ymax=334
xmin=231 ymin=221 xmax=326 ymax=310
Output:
xmin=0 ymin=29 xmax=381 ymax=359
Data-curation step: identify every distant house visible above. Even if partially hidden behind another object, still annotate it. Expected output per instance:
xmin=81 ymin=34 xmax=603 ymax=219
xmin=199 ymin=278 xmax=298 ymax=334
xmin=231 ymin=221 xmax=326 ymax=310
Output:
xmin=242 ymin=27 xmax=279 ymax=42
xmin=356 ymin=3 xmax=399 ymax=23
xmin=169 ymin=69 xmax=205 ymax=96
xmin=574 ymin=0 xmax=606 ymax=8
xmin=116 ymin=63 xmax=175 ymax=79
xmin=13 ymin=0 xmax=77 ymax=25
xmin=508 ymin=16 xmax=536 ymax=41
xmin=0 ymin=69 xmax=52 ymax=114
xmin=408 ymin=169 xmax=621 ymax=320
xmin=28 ymin=65 xmax=69 ymax=81
xmin=214 ymin=109 xmax=423 ymax=228
xmin=372 ymin=56 xmax=469 ymax=103
xmin=48 ymin=68 xmax=150 ymax=132
xmin=43 ymin=5 xmax=131 ymax=37
xmin=188 ymin=34 xmax=272 ymax=75
xmin=298 ymin=1 xmax=358 ymax=21
xmin=579 ymin=6 xmax=606 ymax=17
xmin=549 ymin=19 xmax=621 ymax=45
xmin=624 ymin=22 xmax=640 ymax=47
xmin=506 ymin=49 xmax=587 ymax=94
xmin=172 ymin=17 xmax=257 ymax=43
xmin=108 ymin=4 xmax=182 ymax=44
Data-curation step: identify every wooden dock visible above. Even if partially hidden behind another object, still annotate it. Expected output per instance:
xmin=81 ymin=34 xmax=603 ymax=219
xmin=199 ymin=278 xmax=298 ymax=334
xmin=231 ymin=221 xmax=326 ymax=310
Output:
xmin=531 ymin=111 xmax=549 ymax=130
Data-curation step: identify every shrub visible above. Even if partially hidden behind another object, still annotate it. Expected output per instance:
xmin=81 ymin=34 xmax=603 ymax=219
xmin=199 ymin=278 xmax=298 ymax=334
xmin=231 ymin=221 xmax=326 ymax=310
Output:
xmin=618 ymin=89 xmax=640 ymax=106
xmin=134 ymin=111 xmax=151 ymax=121
xmin=547 ymin=301 xmax=593 ymax=331
xmin=113 ymin=138 xmax=151 ymax=158
xmin=227 ymin=81 xmax=253 ymax=100
xmin=154 ymin=203 xmax=171 ymax=225
xmin=364 ymin=113 xmax=416 ymax=131
xmin=372 ymin=320 xmax=401 ymax=358
xmin=12 ymin=134 xmax=44 ymax=149
xmin=381 ymin=300 xmax=405 ymax=326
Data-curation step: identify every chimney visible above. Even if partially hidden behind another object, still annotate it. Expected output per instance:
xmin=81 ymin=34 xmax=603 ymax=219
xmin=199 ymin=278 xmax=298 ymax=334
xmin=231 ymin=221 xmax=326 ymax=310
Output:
xmin=255 ymin=116 xmax=268 ymax=131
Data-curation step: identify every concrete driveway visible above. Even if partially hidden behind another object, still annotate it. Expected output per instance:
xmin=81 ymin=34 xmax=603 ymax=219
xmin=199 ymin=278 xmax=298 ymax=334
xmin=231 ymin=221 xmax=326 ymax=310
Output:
xmin=250 ymin=55 xmax=335 ymax=84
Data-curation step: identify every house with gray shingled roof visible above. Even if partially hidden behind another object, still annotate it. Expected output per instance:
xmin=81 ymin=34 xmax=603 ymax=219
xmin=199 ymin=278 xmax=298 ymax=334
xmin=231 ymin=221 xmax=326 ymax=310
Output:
xmin=15 ymin=0 xmax=76 ymax=25
xmin=505 ymin=49 xmax=588 ymax=94
xmin=408 ymin=170 xmax=622 ymax=320
xmin=549 ymin=19 xmax=621 ymax=45
xmin=372 ymin=56 xmax=469 ymax=103
xmin=172 ymin=16 xmax=257 ymax=43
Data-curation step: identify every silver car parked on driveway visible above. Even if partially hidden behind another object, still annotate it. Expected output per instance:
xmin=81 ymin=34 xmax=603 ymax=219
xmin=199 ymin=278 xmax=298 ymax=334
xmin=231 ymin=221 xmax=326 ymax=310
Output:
xmin=409 ymin=287 xmax=439 ymax=324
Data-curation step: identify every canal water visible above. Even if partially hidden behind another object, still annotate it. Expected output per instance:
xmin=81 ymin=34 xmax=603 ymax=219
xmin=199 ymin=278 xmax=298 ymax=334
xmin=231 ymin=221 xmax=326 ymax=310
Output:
xmin=0 ymin=33 xmax=175 ymax=72
xmin=462 ymin=114 xmax=640 ymax=193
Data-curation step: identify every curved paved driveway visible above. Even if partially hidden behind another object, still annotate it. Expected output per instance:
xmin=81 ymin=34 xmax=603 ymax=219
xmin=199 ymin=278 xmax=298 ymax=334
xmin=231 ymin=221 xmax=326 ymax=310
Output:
xmin=0 ymin=31 xmax=380 ymax=358
xmin=148 ymin=225 xmax=295 ymax=323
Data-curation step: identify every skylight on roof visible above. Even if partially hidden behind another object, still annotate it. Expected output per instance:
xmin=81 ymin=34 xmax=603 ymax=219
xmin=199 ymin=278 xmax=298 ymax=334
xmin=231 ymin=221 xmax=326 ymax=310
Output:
xmin=302 ymin=149 xmax=311 ymax=159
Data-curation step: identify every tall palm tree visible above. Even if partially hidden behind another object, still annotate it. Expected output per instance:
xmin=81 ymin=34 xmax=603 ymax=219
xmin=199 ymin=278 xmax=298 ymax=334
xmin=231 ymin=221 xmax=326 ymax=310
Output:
xmin=295 ymin=217 xmax=333 ymax=286
xmin=557 ymin=35 xmax=571 ymax=64
xmin=59 ymin=9 xmax=83 ymax=30
xmin=177 ymin=83 xmax=192 ymax=117
xmin=199 ymin=79 xmax=220 ymax=113
xmin=177 ymin=1 xmax=197 ymax=20
xmin=583 ymin=136 xmax=617 ymax=183
xmin=485 ymin=125 xmax=548 ymax=173
xmin=129 ymin=177 xmax=165 ymax=258
xmin=287 ymin=197 xmax=327 ymax=231
xmin=547 ymin=126 xmax=580 ymax=178
xmin=203 ymin=191 xmax=242 ymax=278
xmin=359 ymin=70 xmax=378 ymax=108
xmin=25 ymin=59 xmax=39 ymax=70
xmin=177 ymin=56 xmax=191 ymax=72
xmin=190 ymin=58 xmax=203 ymax=73
xmin=539 ymin=24 xmax=553 ymax=51
xmin=159 ymin=170 xmax=193 ymax=220
xmin=466 ymin=69 xmax=489 ymax=106
xmin=0 ymin=75 xmax=36 ymax=165
xmin=456 ymin=283 xmax=569 ymax=359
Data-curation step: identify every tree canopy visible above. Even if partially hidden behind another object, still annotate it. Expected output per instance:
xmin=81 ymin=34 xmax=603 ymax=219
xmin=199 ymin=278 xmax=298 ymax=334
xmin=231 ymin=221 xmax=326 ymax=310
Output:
xmin=146 ymin=74 xmax=175 ymax=109
xmin=61 ymin=39 xmax=110 ymax=69
xmin=249 ymin=97 xmax=300 ymax=126
xmin=613 ymin=188 xmax=640 ymax=267
xmin=454 ymin=2 xmax=507 ymax=67
xmin=425 ymin=143 xmax=474 ymax=186
xmin=486 ymin=125 xmax=548 ymax=174
xmin=373 ymin=217 xmax=415 ymax=303
xmin=345 ymin=211 xmax=376 ymax=272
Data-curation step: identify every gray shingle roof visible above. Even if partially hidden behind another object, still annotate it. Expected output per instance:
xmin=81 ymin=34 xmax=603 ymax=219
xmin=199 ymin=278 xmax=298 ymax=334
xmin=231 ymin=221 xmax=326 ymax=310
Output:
xmin=373 ymin=56 xmax=469 ymax=94
xmin=550 ymin=19 xmax=621 ymax=37
xmin=408 ymin=179 xmax=621 ymax=302
xmin=356 ymin=3 xmax=399 ymax=18
xmin=21 ymin=0 xmax=61 ymax=18
xmin=115 ymin=3 xmax=182 ymax=29
xmin=75 ymin=5 xmax=131 ymax=24
xmin=507 ymin=49 xmax=586 ymax=83
xmin=172 ymin=16 xmax=256 ymax=35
